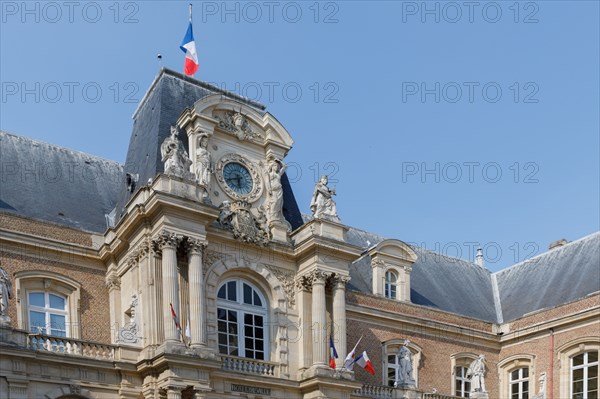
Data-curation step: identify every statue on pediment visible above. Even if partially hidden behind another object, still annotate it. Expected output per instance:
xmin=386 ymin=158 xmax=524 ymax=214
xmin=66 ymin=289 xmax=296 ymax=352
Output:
xmin=161 ymin=126 xmax=194 ymax=180
xmin=0 ymin=266 xmax=12 ymax=320
xmin=265 ymin=158 xmax=290 ymax=230
xmin=532 ymin=372 xmax=546 ymax=399
xmin=310 ymin=176 xmax=340 ymax=222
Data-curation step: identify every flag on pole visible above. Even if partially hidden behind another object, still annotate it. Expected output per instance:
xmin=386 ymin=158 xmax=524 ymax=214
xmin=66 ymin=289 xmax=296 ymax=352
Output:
xmin=180 ymin=5 xmax=199 ymax=76
xmin=343 ymin=335 xmax=363 ymax=370
xmin=170 ymin=303 xmax=181 ymax=331
xmin=329 ymin=336 xmax=339 ymax=369
xmin=354 ymin=351 xmax=375 ymax=375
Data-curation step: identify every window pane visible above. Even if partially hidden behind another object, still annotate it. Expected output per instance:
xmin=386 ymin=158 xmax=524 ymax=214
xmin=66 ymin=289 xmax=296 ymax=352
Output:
xmin=217 ymin=308 xmax=226 ymax=320
xmin=589 ymin=376 xmax=598 ymax=391
xmin=256 ymin=339 xmax=264 ymax=351
xmin=253 ymin=291 xmax=262 ymax=307
xmin=228 ymin=310 xmax=237 ymax=322
xmin=244 ymin=313 xmax=253 ymax=325
xmin=217 ymin=285 xmax=227 ymax=299
xmin=523 ymin=381 xmax=529 ymax=393
xmin=243 ymin=284 xmax=252 ymax=305
xmin=255 ymin=315 xmax=263 ymax=326
xmin=388 ymin=355 xmax=396 ymax=364
xmin=50 ymin=314 xmax=66 ymax=331
xmin=573 ymin=368 xmax=584 ymax=382
xmin=589 ymin=365 xmax=598 ymax=378
xmin=245 ymin=337 xmax=254 ymax=350
xmin=590 ymin=351 xmax=599 ymax=363
xmin=49 ymin=294 xmax=65 ymax=310
xmin=589 ymin=391 xmax=598 ymax=399
xmin=511 ymin=370 xmax=519 ymax=381
xmin=227 ymin=281 xmax=237 ymax=301
xmin=523 ymin=367 xmax=529 ymax=378
xmin=29 ymin=311 xmax=46 ymax=333
xmin=255 ymin=327 xmax=263 ymax=339
xmin=387 ymin=368 xmax=396 ymax=386
xmin=573 ymin=353 xmax=585 ymax=367
xmin=219 ymin=344 xmax=228 ymax=354
xmin=29 ymin=292 xmax=44 ymax=307
xmin=573 ymin=380 xmax=584 ymax=394
xmin=218 ymin=333 xmax=227 ymax=345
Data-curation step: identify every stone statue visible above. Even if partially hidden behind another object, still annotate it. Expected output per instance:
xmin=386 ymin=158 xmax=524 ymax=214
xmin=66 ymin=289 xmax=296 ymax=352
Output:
xmin=218 ymin=200 xmax=233 ymax=228
xmin=195 ymin=134 xmax=212 ymax=188
xmin=395 ymin=340 xmax=416 ymax=388
xmin=265 ymin=158 xmax=288 ymax=226
xmin=0 ymin=266 xmax=12 ymax=318
xmin=466 ymin=354 xmax=487 ymax=393
xmin=532 ymin=372 xmax=546 ymax=399
xmin=160 ymin=126 xmax=194 ymax=180
xmin=310 ymin=175 xmax=340 ymax=222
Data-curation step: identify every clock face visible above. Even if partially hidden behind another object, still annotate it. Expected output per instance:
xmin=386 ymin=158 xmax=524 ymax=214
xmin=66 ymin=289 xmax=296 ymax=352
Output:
xmin=223 ymin=162 xmax=253 ymax=195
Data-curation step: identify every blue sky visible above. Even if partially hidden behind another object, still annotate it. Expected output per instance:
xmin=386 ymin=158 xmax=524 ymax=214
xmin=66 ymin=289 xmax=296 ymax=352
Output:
xmin=1 ymin=1 xmax=598 ymax=271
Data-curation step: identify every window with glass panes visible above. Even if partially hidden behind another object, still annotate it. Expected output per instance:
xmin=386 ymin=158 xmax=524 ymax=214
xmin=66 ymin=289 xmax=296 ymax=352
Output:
xmin=387 ymin=352 xmax=400 ymax=386
xmin=385 ymin=271 xmax=397 ymax=299
xmin=509 ymin=367 xmax=529 ymax=399
xmin=28 ymin=292 xmax=68 ymax=336
xmin=455 ymin=366 xmax=471 ymax=397
xmin=572 ymin=351 xmax=599 ymax=399
xmin=217 ymin=279 xmax=267 ymax=360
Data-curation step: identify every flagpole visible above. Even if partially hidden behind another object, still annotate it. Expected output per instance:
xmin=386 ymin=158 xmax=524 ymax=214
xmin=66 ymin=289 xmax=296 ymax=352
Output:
xmin=189 ymin=3 xmax=193 ymax=22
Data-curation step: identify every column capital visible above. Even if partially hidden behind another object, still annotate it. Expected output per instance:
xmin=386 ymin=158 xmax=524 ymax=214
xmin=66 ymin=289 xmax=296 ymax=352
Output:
xmin=295 ymin=269 xmax=332 ymax=291
xmin=185 ymin=238 xmax=207 ymax=255
xmin=105 ymin=273 xmax=120 ymax=291
xmin=152 ymin=230 xmax=182 ymax=251
xmin=371 ymin=258 xmax=386 ymax=269
xmin=330 ymin=274 xmax=351 ymax=289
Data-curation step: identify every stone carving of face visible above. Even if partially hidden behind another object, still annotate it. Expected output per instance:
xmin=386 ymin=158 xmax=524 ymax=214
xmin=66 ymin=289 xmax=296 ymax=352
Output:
xmin=199 ymin=136 xmax=208 ymax=148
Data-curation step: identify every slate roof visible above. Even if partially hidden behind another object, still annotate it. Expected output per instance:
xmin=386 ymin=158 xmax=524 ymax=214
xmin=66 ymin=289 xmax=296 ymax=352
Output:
xmin=495 ymin=232 xmax=600 ymax=321
xmin=0 ymin=131 xmax=123 ymax=233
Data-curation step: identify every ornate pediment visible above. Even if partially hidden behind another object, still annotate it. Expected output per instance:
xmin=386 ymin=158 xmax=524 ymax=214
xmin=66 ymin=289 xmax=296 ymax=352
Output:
xmin=215 ymin=110 xmax=263 ymax=142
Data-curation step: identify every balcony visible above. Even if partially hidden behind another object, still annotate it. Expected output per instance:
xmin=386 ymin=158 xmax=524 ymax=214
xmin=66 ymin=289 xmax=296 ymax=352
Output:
xmin=221 ymin=355 xmax=279 ymax=378
xmin=28 ymin=333 xmax=116 ymax=360
xmin=353 ymin=385 xmax=464 ymax=399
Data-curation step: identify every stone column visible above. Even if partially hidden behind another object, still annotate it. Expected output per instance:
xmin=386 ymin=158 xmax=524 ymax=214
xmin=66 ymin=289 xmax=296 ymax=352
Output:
xmin=311 ymin=270 xmax=329 ymax=366
xmin=166 ymin=387 xmax=182 ymax=399
xmin=187 ymin=238 xmax=206 ymax=348
xmin=105 ymin=266 xmax=121 ymax=344
xmin=156 ymin=231 xmax=181 ymax=343
xmin=332 ymin=275 xmax=349 ymax=366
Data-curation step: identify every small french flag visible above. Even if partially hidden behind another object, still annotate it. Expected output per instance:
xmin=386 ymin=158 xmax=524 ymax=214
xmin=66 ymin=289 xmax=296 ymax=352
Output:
xmin=329 ymin=336 xmax=339 ymax=369
xmin=180 ymin=19 xmax=199 ymax=76
xmin=354 ymin=351 xmax=375 ymax=375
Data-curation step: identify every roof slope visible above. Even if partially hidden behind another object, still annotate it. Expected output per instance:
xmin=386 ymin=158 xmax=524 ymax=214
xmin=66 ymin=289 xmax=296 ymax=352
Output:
xmin=345 ymin=226 xmax=499 ymax=322
xmin=495 ymin=232 xmax=600 ymax=321
xmin=0 ymin=131 xmax=123 ymax=233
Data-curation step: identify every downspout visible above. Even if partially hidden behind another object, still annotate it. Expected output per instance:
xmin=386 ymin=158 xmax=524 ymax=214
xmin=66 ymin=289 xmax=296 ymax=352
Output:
xmin=549 ymin=328 xmax=554 ymax=399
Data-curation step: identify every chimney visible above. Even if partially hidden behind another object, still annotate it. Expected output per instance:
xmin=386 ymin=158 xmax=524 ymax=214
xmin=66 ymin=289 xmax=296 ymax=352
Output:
xmin=475 ymin=247 xmax=485 ymax=268
xmin=549 ymin=238 xmax=569 ymax=250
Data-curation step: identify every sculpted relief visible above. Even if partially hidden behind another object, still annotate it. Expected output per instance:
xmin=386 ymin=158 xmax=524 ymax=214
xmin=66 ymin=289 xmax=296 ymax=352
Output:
xmin=161 ymin=126 xmax=194 ymax=181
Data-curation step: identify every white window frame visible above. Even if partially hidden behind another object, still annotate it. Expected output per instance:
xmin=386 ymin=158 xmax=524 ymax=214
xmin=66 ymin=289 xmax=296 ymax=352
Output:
xmin=452 ymin=353 xmax=479 ymax=397
xmin=455 ymin=365 xmax=471 ymax=397
xmin=385 ymin=270 xmax=398 ymax=299
xmin=510 ymin=367 xmax=530 ymax=399
xmin=558 ymin=338 xmax=600 ymax=399
xmin=15 ymin=271 xmax=81 ymax=339
xmin=27 ymin=291 xmax=69 ymax=337
xmin=216 ymin=278 xmax=269 ymax=360
xmin=571 ymin=351 xmax=599 ymax=399
xmin=382 ymin=339 xmax=422 ymax=388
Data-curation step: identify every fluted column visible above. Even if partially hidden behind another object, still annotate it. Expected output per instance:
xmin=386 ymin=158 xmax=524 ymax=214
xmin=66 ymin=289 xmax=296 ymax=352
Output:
xmin=156 ymin=231 xmax=181 ymax=343
xmin=187 ymin=239 xmax=206 ymax=347
xmin=311 ymin=270 xmax=329 ymax=366
xmin=332 ymin=275 xmax=350 ymax=366
xmin=166 ymin=387 xmax=182 ymax=399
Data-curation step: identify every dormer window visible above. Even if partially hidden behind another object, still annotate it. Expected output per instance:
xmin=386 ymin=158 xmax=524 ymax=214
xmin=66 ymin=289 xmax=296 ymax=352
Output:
xmin=385 ymin=270 xmax=398 ymax=299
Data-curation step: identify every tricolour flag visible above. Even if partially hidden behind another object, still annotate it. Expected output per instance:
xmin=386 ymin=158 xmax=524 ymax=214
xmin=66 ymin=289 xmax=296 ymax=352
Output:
xmin=170 ymin=303 xmax=182 ymax=332
xmin=354 ymin=351 xmax=375 ymax=375
xmin=343 ymin=335 xmax=363 ymax=370
xmin=180 ymin=21 xmax=199 ymax=76
xmin=329 ymin=336 xmax=339 ymax=369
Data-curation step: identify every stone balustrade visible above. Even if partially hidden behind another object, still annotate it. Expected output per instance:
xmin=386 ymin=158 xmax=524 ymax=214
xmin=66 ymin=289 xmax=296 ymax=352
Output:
xmin=353 ymin=384 xmax=394 ymax=398
xmin=221 ymin=355 xmax=278 ymax=377
xmin=28 ymin=333 xmax=115 ymax=360
xmin=422 ymin=394 xmax=464 ymax=399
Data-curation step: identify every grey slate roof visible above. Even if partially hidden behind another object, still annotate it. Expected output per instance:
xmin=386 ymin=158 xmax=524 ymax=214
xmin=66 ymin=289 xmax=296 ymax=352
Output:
xmin=495 ymin=232 xmax=600 ymax=321
xmin=344 ymin=225 xmax=499 ymax=322
xmin=0 ymin=131 xmax=123 ymax=233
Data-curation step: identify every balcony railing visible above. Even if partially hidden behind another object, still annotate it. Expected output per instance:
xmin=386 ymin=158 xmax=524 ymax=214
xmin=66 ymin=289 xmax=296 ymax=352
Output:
xmin=423 ymin=394 xmax=464 ymax=399
xmin=353 ymin=384 xmax=394 ymax=398
xmin=28 ymin=333 xmax=115 ymax=360
xmin=221 ymin=355 xmax=278 ymax=377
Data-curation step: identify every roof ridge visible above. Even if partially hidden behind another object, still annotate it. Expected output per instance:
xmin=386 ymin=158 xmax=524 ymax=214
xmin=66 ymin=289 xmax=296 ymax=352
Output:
xmin=493 ymin=230 xmax=600 ymax=276
xmin=0 ymin=130 xmax=124 ymax=167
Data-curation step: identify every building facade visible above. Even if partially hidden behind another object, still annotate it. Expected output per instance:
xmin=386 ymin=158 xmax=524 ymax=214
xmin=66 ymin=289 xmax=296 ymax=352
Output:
xmin=0 ymin=69 xmax=598 ymax=399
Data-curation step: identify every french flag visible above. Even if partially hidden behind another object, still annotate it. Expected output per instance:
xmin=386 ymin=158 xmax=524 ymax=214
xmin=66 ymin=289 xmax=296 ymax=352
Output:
xmin=329 ymin=336 xmax=339 ymax=369
xmin=354 ymin=351 xmax=375 ymax=375
xmin=180 ymin=21 xmax=199 ymax=76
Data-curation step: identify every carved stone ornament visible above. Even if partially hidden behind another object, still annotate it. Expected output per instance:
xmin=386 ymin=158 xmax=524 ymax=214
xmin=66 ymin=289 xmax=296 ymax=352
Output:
xmin=215 ymin=153 xmax=263 ymax=202
xmin=329 ymin=274 xmax=351 ymax=289
xmin=215 ymin=110 xmax=263 ymax=142
xmin=152 ymin=230 xmax=182 ymax=252
xmin=295 ymin=269 xmax=332 ymax=292
xmin=105 ymin=273 xmax=121 ymax=291
xmin=70 ymin=385 xmax=82 ymax=395
xmin=186 ymin=238 xmax=207 ymax=255
xmin=310 ymin=175 xmax=340 ymax=222
xmin=227 ymin=201 xmax=270 ymax=246
xmin=265 ymin=264 xmax=296 ymax=306
xmin=371 ymin=258 xmax=386 ymax=269
xmin=119 ymin=294 xmax=139 ymax=344
xmin=160 ymin=126 xmax=195 ymax=181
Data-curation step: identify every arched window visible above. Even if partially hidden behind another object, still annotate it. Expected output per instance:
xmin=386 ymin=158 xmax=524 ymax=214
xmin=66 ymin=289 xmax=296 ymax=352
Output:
xmin=497 ymin=354 xmax=535 ymax=399
xmin=455 ymin=365 xmax=471 ymax=397
xmin=571 ymin=351 xmax=598 ymax=399
xmin=385 ymin=270 xmax=397 ymax=299
xmin=510 ymin=367 xmax=530 ymax=399
xmin=217 ymin=278 xmax=268 ymax=360
xmin=383 ymin=339 xmax=422 ymax=387
xmin=28 ymin=291 xmax=68 ymax=336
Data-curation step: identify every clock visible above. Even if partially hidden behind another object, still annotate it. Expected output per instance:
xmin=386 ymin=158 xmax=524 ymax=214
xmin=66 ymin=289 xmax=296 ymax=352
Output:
xmin=223 ymin=162 xmax=253 ymax=195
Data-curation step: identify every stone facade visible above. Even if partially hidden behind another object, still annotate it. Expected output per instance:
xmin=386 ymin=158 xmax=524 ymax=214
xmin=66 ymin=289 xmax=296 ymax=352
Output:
xmin=0 ymin=69 xmax=598 ymax=399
